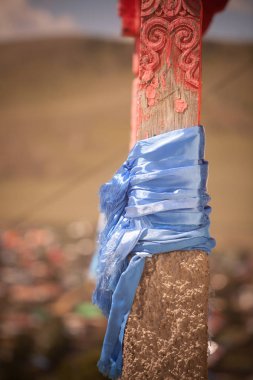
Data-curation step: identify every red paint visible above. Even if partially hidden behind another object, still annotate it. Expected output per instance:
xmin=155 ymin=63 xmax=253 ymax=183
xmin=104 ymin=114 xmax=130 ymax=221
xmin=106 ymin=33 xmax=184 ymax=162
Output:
xmin=161 ymin=71 xmax=167 ymax=90
xmin=130 ymin=78 xmax=139 ymax=149
xmin=175 ymin=98 xmax=188 ymax=113
xmin=118 ymin=0 xmax=140 ymax=36
xmin=119 ymin=0 xmax=229 ymax=37
xmin=118 ymin=0 xmax=229 ymax=141
xmin=202 ymin=0 xmax=229 ymax=34
xmin=139 ymin=1 xmax=201 ymax=93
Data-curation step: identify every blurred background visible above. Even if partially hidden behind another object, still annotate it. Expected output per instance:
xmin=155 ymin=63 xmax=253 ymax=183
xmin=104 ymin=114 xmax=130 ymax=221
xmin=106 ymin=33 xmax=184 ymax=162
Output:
xmin=0 ymin=1 xmax=253 ymax=379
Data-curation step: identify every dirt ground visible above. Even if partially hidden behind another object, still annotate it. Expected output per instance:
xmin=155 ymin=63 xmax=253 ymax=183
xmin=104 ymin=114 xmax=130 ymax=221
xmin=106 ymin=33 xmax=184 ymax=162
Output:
xmin=0 ymin=37 xmax=252 ymax=251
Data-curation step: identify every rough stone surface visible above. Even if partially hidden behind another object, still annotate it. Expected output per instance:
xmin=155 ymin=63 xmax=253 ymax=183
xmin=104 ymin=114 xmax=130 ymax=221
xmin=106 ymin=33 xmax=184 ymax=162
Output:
xmin=121 ymin=251 xmax=209 ymax=380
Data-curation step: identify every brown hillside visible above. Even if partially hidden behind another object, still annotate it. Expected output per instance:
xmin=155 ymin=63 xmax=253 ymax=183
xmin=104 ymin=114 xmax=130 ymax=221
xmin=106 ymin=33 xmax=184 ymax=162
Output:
xmin=0 ymin=37 xmax=252 ymax=250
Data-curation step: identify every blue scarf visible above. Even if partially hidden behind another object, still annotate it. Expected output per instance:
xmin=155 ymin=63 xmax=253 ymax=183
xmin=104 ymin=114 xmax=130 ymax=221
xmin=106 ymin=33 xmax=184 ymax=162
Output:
xmin=92 ymin=126 xmax=215 ymax=379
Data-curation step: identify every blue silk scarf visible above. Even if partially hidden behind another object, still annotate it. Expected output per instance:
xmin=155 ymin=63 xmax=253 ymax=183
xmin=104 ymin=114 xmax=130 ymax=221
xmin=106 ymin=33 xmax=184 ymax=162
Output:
xmin=92 ymin=125 xmax=215 ymax=379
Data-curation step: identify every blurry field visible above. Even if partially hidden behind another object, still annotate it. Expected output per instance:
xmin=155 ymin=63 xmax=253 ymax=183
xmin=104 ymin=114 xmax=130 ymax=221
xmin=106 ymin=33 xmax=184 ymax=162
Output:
xmin=0 ymin=37 xmax=253 ymax=380
xmin=0 ymin=37 xmax=252 ymax=250
xmin=0 ymin=38 xmax=132 ymax=230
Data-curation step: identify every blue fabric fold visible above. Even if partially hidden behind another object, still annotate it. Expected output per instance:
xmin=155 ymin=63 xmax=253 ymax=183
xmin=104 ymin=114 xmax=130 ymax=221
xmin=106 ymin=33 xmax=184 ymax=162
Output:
xmin=92 ymin=125 xmax=215 ymax=379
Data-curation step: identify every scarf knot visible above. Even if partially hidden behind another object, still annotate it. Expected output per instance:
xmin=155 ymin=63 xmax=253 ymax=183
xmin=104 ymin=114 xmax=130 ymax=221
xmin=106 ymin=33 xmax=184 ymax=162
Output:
xmin=100 ymin=161 xmax=131 ymax=219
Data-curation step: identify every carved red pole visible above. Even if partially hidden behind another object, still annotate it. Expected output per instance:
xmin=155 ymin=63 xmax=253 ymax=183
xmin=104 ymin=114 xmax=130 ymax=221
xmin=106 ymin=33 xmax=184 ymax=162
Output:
xmin=118 ymin=1 xmax=228 ymax=379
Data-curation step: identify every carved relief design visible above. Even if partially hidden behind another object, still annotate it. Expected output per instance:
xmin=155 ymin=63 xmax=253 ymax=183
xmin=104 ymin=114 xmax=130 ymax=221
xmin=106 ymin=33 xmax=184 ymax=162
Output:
xmin=181 ymin=0 xmax=201 ymax=17
xmin=139 ymin=0 xmax=201 ymax=106
xmin=175 ymin=97 xmax=188 ymax=113
xmin=169 ymin=16 xmax=200 ymax=88
xmin=141 ymin=16 xmax=168 ymax=75
xmin=141 ymin=0 xmax=161 ymax=16
xmin=160 ymin=0 xmax=182 ymax=17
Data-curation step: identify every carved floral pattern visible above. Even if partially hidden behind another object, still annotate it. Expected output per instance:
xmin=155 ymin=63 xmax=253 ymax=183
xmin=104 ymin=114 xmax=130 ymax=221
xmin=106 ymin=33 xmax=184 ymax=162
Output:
xmin=141 ymin=0 xmax=161 ymax=16
xmin=169 ymin=16 xmax=200 ymax=88
xmin=160 ymin=0 xmax=182 ymax=17
xmin=139 ymin=0 xmax=201 ymax=106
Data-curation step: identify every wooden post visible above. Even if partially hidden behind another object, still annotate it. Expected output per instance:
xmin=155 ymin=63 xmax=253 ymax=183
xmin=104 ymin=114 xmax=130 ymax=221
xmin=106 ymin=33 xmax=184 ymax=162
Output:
xmin=119 ymin=1 xmax=209 ymax=379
